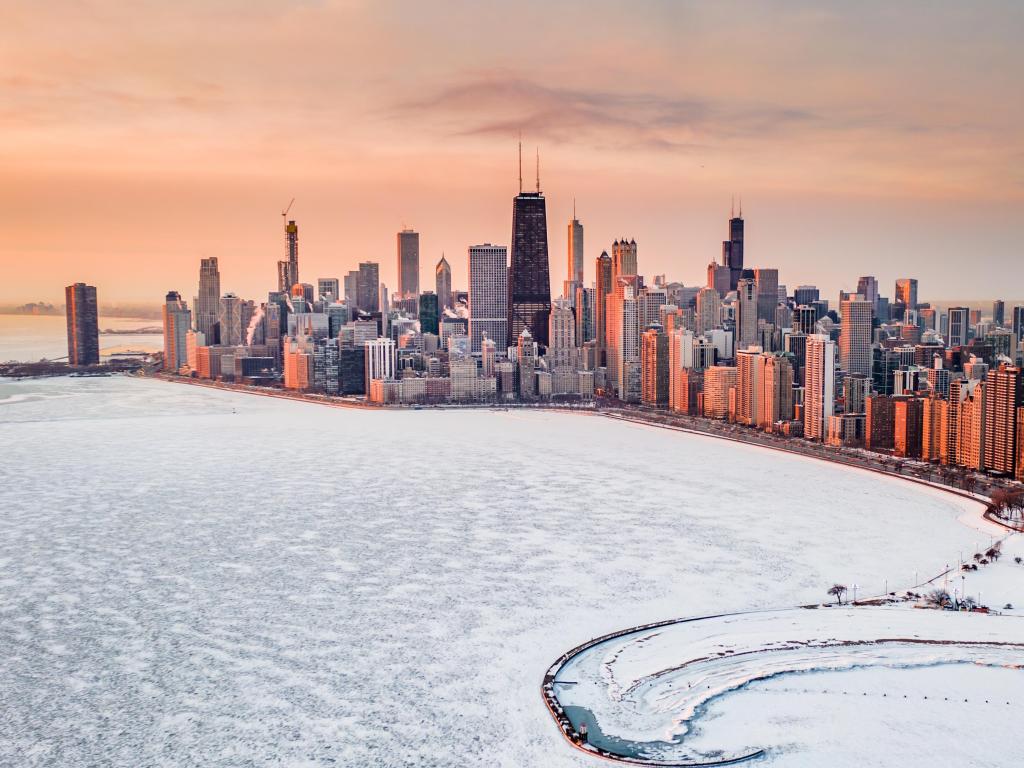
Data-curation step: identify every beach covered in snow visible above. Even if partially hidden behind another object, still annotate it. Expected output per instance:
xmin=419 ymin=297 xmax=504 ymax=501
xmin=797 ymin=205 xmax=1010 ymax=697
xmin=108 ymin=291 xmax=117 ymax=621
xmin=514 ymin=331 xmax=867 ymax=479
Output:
xmin=0 ymin=375 xmax=1019 ymax=766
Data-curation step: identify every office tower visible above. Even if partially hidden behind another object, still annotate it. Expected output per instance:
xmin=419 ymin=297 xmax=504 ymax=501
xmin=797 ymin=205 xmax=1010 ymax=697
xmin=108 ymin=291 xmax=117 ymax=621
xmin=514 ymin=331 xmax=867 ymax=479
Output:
xmin=396 ymin=229 xmax=420 ymax=298
xmin=735 ymin=346 xmax=764 ymax=426
xmin=793 ymin=285 xmax=819 ymax=306
xmin=342 ymin=271 xmax=358 ymax=304
xmin=866 ymin=395 xmax=896 ymax=451
xmin=947 ymin=306 xmax=969 ymax=348
xmin=567 ymin=211 xmax=584 ymax=287
xmin=418 ymin=292 xmax=439 ymax=336
xmin=364 ymin=337 xmax=396 ymax=389
xmin=612 ymin=239 xmax=638 ymax=280
xmin=1013 ymin=306 xmax=1024 ymax=340
xmin=195 ymin=257 xmax=221 ymax=344
xmin=792 ymin=305 xmax=817 ymax=336
xmin=574 ymin=285 xmax=595 ymax=345
xmin=895 ymin=278 xmax=918 ymax=315
xmin=893 ymin=396 xmax=924 ymax=458
xmin=430 ymin=256 xmax=451 ymax=312
xmin=379 ymin=283 xmax=390 ymax=315
xmin=317 ymin=278 xmax=340 ymax=303
xmin=761 ymin=353 xmax=794 ymax=428
xmin=840 ymin=297 xmax=873 ymax=376
xmin=1018 ymin=407 xmax=1024 ymax=481
xmin=548 ymin=301 xmax=579 ymax=394
xmin=65 ymin=282 xmax=99 ymax=365
xmin=703 ymin=366 xmax=738 ymax=419
xmin=736 ymin=278 xmax=758 ymax=349
xmin=508 ymin=150 xmax=551 ymax=347
xmin=804 ymin=334 xmax=835 ymax=440
xmin=754 ymin=268 xmax=779 ymax=323
xmin=638 ymin=286 xmax=668 ymax=330
xmin=357 ymin=262 xmax=380 ymax=313
xmin=856 ymin=276 xmax=879 ymax=312
xmin=607 ymin=277 xmax=641 ymax=400
xmin=517 ymin=329 xmax=537 ymax=398
xmin=707 ymin=263 xmax=731 ymax=297
xmin=213 ymin=293 xmax=240 ymax=346
xmin=983 ymin=365 xmax=1021 ymax=474
xmin=918 ymin=307 xmax=936 ymax=332
xmin=468 ymin=244 xmax=508 ymax=354
xmin=695 ymin=287 xmax=721 ymax=335
xmin=993 ymin=300 xmax=1005 ymax=327
xmin=162 ymin=291 xmax=191 ymax=371
xmin=278 ymin=219 xmax=300 ymax=292
xmin=641 ymin=326 xmax=669 ymax=407
xmin=594 ymin=252 xmax=614 ymax=361
xmin=721 ymin=205 xmax=744 ymax=291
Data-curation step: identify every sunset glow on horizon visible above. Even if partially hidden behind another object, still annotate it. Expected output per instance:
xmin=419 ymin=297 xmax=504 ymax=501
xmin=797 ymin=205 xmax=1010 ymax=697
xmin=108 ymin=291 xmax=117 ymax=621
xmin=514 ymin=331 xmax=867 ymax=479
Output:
xmin=2 ymin=0 xmax=1022 ymax=304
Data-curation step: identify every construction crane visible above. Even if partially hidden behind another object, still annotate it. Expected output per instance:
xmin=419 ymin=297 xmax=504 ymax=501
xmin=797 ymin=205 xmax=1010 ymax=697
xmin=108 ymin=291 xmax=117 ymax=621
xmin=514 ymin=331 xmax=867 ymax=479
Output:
xmin=281 ymin=198 xmax=295 ymax=227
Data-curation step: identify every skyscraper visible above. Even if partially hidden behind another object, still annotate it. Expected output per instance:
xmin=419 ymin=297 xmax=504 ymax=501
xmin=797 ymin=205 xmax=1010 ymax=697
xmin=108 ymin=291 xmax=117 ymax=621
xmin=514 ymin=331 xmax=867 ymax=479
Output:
xmin=983 ymin=365 xmax=1021 ymax=475
xmin=162 ymin=291 xmax=191 ymax=371
xmin=468 ymin=244 xmax=508 ymax=354
xmin=565 ymin=210 xmax=584 ymax=303
xmin=947 ymin=306 xmax=969 ymax=348
xmin=419 ymin=291 xmax=439 ymax=336
xmin=317 ymin=278 xmax=340 ymax=303
xmin=606 ymin=276 xmax=640 ymax=400
xmin=195 ymin=257 xmax=221 ymax=344
xmin=595 ymin=251 xmax=613 ymax=364
xmin=278 ymin=219 xmax=300 ymax=292
xmin=65 ymin=282 xmax=99 ymax=365
xmin=805 ymin=333 xmax=836 ymax=441
xmin=218 ymin=293 xmax=243 ymax=346
xmin=507 ymin=149 xmax=551 ymax=347
xmin=611 ymin=239 xmax=637 ymax=280
xmin=895 ymin=278 xmax=917 ymax=317
xmin=722 ymin=204 xmax=744 ymax=291
xmin=435 ymin=255 xmax=452 ymax=311
xmin=856 ymin=276 xmax=879 ymax=313
xmin=840 ymin=297 xmax=873 ymax=376
xmin=641 ymin=325 xmax=669 ymax=407
xmin=735 ymin=346 xmax=763 ymax=426
xmin=761 ymin=353 xmax=794 ymax=428
xmin=695 ymin=287 xmax=721 ymax=335
xmin=754 ymin=268 xmax=779 ymax=323
xmin=736 ymin=277 xmax=758 ymax=349
xmin=357 ymin=262 xmax=380 ymax=313
xmin=992 ymin=299 xmax=1005 ymax=327
xmin=397 ymin=229 xmax=420 ymax=298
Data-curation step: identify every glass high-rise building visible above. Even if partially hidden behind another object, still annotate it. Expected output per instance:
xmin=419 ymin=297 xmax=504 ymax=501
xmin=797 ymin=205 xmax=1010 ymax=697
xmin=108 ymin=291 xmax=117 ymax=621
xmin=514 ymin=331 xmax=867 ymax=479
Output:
xmin=419 ymin=291 xmax=439 ymax=336
xmin=397 ymin=229 xmax=420 ymax=298
xmin=508 ymin=184 xmax=550 ymax=347
xmin=435 ymin=256 xmax=452 ymax=311
xmin=468 ymin=244 xmax=508 ymax=354
xmin=722 ymin=207 xmax=744 ymax=291
xmin=65 ymin=282 xmax=99 ymax=365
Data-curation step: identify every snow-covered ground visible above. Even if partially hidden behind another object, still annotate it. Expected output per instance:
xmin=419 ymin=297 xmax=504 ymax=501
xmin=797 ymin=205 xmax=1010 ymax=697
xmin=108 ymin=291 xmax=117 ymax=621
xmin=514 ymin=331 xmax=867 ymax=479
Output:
xmin=0 ymin=376 xmax=1019 ymax=767
xmin=553 ymin=606 xmax=1024 ymax=764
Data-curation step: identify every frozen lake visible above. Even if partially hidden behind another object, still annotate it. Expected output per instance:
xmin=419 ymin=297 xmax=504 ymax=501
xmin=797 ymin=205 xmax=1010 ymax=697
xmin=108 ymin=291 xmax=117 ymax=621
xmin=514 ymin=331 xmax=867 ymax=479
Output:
xmin=0 ymin=376 xmax=1009 ymax=766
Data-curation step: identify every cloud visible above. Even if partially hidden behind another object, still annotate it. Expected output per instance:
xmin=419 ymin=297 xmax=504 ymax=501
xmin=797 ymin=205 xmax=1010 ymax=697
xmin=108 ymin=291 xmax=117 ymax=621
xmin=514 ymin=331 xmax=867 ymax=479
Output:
xmin=390 ymin=74 xmax=820 ymax=153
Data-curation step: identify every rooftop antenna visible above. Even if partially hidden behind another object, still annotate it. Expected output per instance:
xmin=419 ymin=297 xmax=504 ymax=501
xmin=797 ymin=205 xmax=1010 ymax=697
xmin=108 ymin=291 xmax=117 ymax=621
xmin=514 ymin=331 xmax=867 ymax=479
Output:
xmin=535 ymin=147 xmax=540 ymax=193
xmin=518 ymin=134 xmax=523 ymax=194
xmin=730 ymin=195 xmax=735 ymax=218
xmin=573 ymin=196 xmax=576 ymax=219
xmin=739 ymin=196 xmax=743 ymax=217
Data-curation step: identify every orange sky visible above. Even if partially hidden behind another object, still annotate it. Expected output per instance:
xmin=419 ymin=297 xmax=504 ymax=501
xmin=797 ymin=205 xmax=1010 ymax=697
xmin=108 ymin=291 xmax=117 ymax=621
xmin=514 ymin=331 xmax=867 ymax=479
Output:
xmin=1 ymin=1 xmax=1022 ymax=306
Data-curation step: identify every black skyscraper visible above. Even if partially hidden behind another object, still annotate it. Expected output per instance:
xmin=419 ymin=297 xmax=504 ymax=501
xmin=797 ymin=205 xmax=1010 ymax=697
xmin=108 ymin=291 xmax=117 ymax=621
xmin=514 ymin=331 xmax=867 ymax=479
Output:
xmin=65 ymin=282 xmax=99 ymax=365
xmin=507 ymin=152 xmax=551 ymax=346
xmin=721 ymin=203 xmax=744 ymax=291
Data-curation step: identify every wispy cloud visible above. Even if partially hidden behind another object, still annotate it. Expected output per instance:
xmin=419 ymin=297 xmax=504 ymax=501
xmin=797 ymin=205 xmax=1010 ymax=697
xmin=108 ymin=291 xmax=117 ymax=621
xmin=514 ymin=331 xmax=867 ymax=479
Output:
xmin=390 ymin=74 xmax=820 ymax=153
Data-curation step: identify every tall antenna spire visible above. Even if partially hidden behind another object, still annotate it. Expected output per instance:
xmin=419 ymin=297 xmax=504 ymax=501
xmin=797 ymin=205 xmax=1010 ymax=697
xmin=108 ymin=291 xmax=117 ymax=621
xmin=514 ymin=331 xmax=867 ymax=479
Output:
xmin=535 ymin=147 xmax=540 ymax=193
xmin=739 ymin=196 xmax=743 ymax=218
xmin=518 ymin=135 xmax=523 ymax=194
xmin=731 ymin=195 xmax=735 ymax=218
xmin=573 ymin=196 xmax=576 ymax=219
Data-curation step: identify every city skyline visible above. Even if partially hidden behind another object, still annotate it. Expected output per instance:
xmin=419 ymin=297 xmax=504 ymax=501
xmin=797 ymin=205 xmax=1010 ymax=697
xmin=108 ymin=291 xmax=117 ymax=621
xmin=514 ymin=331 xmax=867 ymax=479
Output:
xmin=3 ymin=1 xmax=1023 ymax=304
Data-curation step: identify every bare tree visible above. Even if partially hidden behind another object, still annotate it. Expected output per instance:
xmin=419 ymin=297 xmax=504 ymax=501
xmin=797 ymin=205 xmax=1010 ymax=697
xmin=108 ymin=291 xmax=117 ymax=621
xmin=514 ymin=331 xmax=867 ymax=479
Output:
xmin=828 ymin=584 xmax=848 ymax=605
xmin=926 ymin=588 xmax=951 ymax=608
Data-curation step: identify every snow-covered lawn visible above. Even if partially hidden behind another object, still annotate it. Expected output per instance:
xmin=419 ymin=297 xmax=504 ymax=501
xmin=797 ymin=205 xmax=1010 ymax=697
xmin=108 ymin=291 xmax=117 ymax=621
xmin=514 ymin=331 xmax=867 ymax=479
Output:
xmin=0 ymin=376 xmax=1018 ymax=767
